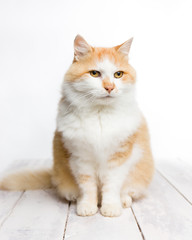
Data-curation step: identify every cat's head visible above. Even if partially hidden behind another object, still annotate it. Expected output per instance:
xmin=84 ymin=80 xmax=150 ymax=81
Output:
xmin=62 ymin=35 xmax=136 ymax=108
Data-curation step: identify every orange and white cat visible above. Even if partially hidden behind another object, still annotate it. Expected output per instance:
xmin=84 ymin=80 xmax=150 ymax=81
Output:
xmin=0 ymin=35 xmax=154 ymax=217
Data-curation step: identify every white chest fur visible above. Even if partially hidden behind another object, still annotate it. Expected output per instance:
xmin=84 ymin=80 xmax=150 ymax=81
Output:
xmin=56 ymin=100 xmax=142 ymax=163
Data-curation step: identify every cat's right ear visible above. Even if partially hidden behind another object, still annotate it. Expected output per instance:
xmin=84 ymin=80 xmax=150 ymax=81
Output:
xmin=73 ymin=35 xmax=92 ymax=61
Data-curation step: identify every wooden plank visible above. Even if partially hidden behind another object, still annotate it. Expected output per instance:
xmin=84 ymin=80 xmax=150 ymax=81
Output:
xmin=132 ymin=171 xmax=192 ymax=240
xmin=156 ymin=159 xmax=192 ymax=203
xmin=0 ymin=191 xmax=24 ymax=228
xmin=0 ymin=159 xmax=52 ymax=232
xmin=64 ymin=203 xmax=143 ymax=240
xmin=0 ymin=190 xmax=69 ymax=240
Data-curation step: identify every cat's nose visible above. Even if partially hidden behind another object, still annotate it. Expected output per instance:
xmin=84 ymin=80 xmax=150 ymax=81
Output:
xmin=104 ymin=85 xmax=115 ymax=94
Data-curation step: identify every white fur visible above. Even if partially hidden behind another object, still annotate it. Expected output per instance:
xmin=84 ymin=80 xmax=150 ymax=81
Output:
xmin=57 ymin=56 xmax=142 ymax=216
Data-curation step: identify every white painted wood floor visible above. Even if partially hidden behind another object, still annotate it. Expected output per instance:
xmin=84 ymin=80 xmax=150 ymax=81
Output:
xmin=0 ymin=158 xmax=192 ymax=240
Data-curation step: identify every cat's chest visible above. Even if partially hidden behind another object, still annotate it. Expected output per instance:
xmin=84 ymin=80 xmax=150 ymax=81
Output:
xmin=59 ymin=112 xmax=123 ymax=141
xmin=57 ymin=108 xmax=141 ymax=159
xmin=76 ymin=114 xmax=123 ymax=142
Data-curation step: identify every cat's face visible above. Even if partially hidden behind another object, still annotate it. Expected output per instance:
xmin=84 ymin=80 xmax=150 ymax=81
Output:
xmin=63 ymin=35 xmax=136 ymax=107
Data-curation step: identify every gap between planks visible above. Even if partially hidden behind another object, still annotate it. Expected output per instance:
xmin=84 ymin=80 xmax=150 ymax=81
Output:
xmin=131 ymin=207 xmax=145 ymax=240
xmin=0 ymin=191 xmax=24 ymax=229
xmin=156 ymin=169 xmax=192 ymax=206
xmin=63 ymin=201 xmax=71 ymax=240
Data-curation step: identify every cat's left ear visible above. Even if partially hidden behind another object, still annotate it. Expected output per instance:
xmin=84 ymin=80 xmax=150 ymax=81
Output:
xmin=115 ymin=38 xmax=133 ymax=55
xmin=74 ymin=35 xmax=92 ymax=61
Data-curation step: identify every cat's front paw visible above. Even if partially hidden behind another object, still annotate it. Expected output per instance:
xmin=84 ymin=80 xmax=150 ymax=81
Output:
xmin=76 ymin=202 xmax=98 ymax=216
xmin=121 ymin=195 xmax=132 ymax=208
xmin=100 ymin=203 xmax=122 ymax=217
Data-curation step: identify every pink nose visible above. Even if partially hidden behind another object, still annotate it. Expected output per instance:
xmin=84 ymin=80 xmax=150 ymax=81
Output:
xmin=104 ymin=85 xmax=115 ymax=93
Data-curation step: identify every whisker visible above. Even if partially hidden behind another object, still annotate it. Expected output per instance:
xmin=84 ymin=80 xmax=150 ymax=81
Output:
xmin=63 ymin=92 xmax=96 ymax=114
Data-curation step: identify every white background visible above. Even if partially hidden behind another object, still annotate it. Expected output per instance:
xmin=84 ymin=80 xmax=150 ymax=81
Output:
xmin=0 ymin=0 xmax=192 ymax=172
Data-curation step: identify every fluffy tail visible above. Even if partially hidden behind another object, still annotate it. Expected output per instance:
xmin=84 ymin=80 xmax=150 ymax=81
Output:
xmin=0 ymin=169 xmax=52 ymax=191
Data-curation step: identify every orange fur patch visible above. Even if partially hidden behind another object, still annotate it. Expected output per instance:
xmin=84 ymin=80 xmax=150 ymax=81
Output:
xmin=65 ymin=47 xmax=136 ymax=83
xmin=108 ymin=139 xmax=134 ymax=167
xmin=79 ymin=174 xmax=91 ymax=184
xmin=52 ymin=131 xmax=79 ymax=197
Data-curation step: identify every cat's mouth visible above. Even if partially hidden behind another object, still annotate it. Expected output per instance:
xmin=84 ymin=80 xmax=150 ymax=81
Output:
xmin=100 ymin=95 xmax=114 ymax=99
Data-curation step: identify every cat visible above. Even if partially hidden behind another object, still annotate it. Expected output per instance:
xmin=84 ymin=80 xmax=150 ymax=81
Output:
xmin=0 ymin=35 xmax=154 ymax=217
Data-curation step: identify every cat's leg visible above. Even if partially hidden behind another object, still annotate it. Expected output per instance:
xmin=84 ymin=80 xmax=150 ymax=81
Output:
xmin=52 ymin=131 xmax=79 ymax=201
xmin=70 ymin=158 xmax=98 ymax=216
xmin=121 ymin=141 xmax=154 ymax=203
xmin=121 ymin=152 xmax=154 ymax=201
xmin=100 ymin=167 xmax=126 ymax=217
xmin=52 ymin=174 xmax=79 ymax=202
xmin=52 ymin=158 xmax=79 ymax=201
xmin=120 ymin=120 xmax=154 ymax=206
xmin=100 ymin=143 xmax=144 ymax=217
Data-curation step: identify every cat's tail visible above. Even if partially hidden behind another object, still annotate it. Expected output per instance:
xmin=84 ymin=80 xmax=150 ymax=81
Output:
xmin=0 ymin=169 xmax=52 ymax=191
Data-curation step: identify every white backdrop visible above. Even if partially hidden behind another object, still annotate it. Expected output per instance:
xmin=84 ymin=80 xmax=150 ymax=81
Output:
xmin=0 ymin=0 xmax=192 ymax=171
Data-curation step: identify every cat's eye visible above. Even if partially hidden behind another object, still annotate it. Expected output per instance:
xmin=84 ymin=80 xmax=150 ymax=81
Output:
xmin=90 ymin=70 xmax=101 ymax=77
xmin=114 ymin=71 xmax=123 ymax=78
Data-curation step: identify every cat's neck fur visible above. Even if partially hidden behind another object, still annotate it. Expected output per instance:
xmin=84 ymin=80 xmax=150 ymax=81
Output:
xmin=56 ymin=84 xmax=142 ymax=141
